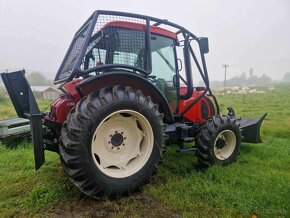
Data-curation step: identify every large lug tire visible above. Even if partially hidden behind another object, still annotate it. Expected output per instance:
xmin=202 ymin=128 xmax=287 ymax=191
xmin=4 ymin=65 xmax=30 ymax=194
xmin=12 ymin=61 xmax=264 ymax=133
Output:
xmin=196 ymin=116 xmax=242 ymax=168
xmin=59 ymin=86 xmax=166 ymax=198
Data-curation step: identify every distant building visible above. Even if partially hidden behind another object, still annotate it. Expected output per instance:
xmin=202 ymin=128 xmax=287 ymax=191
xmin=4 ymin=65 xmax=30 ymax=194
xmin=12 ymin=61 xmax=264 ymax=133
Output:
xmin=42 ymin=87 xmax=61 ymax=100
xmin=1 ymin=85 xmax=61 ymax=100
xmin=30 ymin=86 xmax=50 ymax=92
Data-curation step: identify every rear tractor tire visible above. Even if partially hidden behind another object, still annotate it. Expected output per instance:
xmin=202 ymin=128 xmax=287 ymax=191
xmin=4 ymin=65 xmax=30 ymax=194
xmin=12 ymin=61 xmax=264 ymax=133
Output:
xmin=59 ymin=86 xmax=166 ymax=198
xmin=196 ymin=116 xmax=241 ymax=168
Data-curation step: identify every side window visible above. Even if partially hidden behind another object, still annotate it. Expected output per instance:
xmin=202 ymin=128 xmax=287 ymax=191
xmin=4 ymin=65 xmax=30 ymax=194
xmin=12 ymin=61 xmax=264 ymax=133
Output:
xmin=88 ymin=48 xmax=106 ymax=68
xmin=150 ymin=35 xmax=178 ymax=112
xmin=151 ymin=47 xmax=175 ymax=81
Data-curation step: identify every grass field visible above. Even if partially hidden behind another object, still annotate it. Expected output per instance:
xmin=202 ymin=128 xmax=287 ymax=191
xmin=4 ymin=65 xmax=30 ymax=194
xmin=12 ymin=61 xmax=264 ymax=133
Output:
xmin=0 ymin=85 xmax=289 ymax=217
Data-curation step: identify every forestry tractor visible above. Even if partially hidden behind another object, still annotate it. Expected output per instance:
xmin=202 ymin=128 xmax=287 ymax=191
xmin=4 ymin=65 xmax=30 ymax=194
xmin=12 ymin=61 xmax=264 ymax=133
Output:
xmin=1 ymin=10 xmax=266 ymax=198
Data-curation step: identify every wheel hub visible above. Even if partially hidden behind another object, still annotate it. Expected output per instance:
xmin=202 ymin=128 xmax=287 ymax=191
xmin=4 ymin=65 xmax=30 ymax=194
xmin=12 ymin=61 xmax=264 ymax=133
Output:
xmin=214 ymin=130 xmax=236 ymax=160
xmin=216 ymin=137 xmax=226 ymax=149
xmin=91 ymin=110 xmax=154 ymax=178
xmin=111 ymin=132 xmax=124 ymax=147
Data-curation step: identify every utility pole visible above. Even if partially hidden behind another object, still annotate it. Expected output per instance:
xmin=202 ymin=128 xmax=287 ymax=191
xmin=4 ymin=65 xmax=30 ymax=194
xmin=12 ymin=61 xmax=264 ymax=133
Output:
xmin=222 ymin=64 xmax=229 ymax=88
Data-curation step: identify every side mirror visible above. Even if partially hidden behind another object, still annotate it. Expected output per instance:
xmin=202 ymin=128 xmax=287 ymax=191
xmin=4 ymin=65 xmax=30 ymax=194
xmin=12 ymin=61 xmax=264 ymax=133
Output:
xmin=199 ymin=37 xmax=209 ymax=54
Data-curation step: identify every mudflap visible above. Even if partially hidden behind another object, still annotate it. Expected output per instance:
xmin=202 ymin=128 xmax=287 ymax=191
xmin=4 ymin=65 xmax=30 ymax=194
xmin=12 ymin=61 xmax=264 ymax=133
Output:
xmin=1 ymin=70 xmax=45 ymax=170
xmin=227 ymin=107 xmax=267 ymax=143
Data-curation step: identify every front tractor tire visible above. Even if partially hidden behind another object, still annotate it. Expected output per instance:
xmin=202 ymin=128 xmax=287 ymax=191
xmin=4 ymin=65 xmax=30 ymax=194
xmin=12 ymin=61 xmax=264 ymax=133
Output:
xmin=196 ymin=116 xmax=241 ymax=168
xmin=59 ymin=86 xmax=166 ymax=198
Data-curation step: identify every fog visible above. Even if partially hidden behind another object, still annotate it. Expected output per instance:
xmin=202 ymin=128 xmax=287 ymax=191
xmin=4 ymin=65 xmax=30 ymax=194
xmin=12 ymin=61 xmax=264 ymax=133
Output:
xmin=0 ymin=0 xmax=289 ymax=81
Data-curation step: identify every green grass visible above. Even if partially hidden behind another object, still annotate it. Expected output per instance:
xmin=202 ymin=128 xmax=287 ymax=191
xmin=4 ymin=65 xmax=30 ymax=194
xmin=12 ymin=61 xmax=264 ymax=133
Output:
xmin=0 ymin=98 xmax=51 ymax=119
xmin=0 ymin=86 xmax=290 ymax=217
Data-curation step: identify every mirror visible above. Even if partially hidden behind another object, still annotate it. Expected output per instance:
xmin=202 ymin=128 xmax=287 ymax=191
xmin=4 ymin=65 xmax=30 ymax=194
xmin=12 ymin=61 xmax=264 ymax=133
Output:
xmin=199 ymin=37 xmax=209 ymax=54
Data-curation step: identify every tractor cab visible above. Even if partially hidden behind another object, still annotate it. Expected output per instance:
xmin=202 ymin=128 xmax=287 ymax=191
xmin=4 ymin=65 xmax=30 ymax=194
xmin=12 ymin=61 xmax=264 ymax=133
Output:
xmin=53 ymin=11 xmax=217 ymax=122
xmin=82 ymin=21 xmax=179 ymax=112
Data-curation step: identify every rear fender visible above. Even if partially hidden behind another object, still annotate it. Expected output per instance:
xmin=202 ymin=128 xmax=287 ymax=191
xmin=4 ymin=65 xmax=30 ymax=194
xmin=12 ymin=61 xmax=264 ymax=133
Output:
xmin=77 ymin=72 xmax=174 ymax=123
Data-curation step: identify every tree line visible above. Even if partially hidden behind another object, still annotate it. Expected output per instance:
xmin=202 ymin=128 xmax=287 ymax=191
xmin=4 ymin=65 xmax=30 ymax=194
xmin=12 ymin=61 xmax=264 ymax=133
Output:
xmin=210 ymin=71 xmax=290 ymax=88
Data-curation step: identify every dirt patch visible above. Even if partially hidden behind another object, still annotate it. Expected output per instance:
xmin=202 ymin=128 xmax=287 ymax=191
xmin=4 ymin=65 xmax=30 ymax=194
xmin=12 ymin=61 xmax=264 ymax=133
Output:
xmin=45 ymin=193 xmax=180 ymax=218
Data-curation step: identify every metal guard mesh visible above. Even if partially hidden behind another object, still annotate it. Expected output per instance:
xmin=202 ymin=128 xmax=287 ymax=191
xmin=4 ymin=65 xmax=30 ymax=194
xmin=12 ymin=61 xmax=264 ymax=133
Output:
xmin=57 ymin=23 xmax=89 ymax=81
xmin=56 ymin=14 xmax=146 ymax=82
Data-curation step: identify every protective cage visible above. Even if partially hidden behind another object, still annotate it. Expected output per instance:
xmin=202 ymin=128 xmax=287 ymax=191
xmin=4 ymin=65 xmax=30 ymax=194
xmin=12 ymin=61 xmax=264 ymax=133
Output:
xmin=54 ymin=10 xmax=208 ymax=87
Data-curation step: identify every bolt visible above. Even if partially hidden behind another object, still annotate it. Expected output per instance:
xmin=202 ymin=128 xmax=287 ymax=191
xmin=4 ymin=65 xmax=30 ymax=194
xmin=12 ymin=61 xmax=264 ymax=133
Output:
xmin=121 ymin=132 xmax=123 ymax=134
xmin=108 ymin=141 xmax=111 ymax=144
xmin=110 ymin=134 xmax=112 ymax=137
xmin=117 ymin=147 xmax=120 ymax=150
xmin=122 ymin=143 xmax=125 ymax=146
xmin=111 ymin=146 xmax=114 ymax=149
xmin=124 ymin=137 xmax=126 ymax=140
xmin=115 ymin=131 xmax=118 ymax=133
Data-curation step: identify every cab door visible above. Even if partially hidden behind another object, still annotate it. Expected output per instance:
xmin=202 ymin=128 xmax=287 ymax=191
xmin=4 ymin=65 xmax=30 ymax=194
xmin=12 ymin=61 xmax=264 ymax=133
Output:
xmin=150 ymin=35 xmax=178 ymax=113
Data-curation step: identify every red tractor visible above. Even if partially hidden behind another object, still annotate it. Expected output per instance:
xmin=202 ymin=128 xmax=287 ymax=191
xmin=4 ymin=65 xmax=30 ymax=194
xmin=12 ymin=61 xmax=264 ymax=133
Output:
xmin=1 ymin=10 xmax=266 ymax=198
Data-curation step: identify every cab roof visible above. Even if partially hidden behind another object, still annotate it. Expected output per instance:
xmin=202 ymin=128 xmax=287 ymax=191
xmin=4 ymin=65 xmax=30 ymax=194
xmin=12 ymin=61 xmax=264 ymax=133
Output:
xmin=101 ymin=21 xmax=178 ymax=40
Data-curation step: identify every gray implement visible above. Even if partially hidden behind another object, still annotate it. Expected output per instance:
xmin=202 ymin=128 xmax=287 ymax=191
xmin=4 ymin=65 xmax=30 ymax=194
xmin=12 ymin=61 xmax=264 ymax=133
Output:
xmin=0 ymin=117 xmax=30 ymax=139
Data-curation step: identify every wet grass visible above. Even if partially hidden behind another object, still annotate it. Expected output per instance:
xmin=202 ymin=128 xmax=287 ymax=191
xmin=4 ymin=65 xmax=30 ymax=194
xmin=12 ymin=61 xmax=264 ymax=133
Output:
xmin=0 ymin=85 xmax=290 ymax=217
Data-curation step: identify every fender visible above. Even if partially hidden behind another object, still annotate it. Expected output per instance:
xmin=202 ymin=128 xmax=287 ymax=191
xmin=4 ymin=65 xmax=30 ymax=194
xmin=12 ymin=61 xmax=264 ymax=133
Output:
xmin=76 ymin=71 xmax=174 ymax=123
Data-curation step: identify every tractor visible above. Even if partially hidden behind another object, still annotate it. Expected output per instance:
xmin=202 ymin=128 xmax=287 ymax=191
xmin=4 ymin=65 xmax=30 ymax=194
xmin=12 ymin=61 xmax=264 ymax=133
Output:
xmin=1 ymin=10 xmax=266 ymax=198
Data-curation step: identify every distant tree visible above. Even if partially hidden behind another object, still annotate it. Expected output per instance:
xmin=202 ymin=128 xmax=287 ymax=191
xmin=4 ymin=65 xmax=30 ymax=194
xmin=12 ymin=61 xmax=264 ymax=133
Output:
xmin=239 ymin=72 xmax=247 ymax=86
xmin=258 ymin=74 xmax=272 ymax=84
xmin=247 ymin=75 xmax=258 ymax=85
xmin=227 ymin=76 xmax=241 ymax=87
xmin=283 ymin=72 xmax=290 ymax=81
xmin=249 ymin=67 xmax=254 ymax=77
xmin=26 ymin=72 xmax=52 ymax=86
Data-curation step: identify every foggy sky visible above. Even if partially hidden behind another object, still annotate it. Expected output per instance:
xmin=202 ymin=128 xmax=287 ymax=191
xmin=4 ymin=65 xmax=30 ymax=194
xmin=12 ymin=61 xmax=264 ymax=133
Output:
xmin=0 ymin=0 xmax=289 ymax=81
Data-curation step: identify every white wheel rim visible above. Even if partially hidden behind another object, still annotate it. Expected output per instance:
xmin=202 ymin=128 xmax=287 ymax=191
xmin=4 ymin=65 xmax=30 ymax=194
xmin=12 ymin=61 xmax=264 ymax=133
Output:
xmin=91 ymin=109 xmax=154 ymax=178
xmin=214 ymin=130 xmax=236 ymax=160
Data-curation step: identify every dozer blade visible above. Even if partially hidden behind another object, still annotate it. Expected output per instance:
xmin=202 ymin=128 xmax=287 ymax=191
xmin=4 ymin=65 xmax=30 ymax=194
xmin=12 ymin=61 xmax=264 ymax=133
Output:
xmin=227 ymin=107 xmax=267 ymax=143
xmin=238 ymin=113 xmax=267 ymax=143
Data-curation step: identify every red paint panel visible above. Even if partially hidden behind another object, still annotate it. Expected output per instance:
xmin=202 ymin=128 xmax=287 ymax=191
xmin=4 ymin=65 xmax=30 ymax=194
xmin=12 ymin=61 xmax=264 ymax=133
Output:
xmin=62 ymin=79 xmax=82 ymax=101
xmin=178 ymin=88 xmax=214 ymax=123
xmin=102 ymin=21 xmax=178 ymax=40
xmin=45 ymin=79 xmax=82 ymax=123
xmin=45 ymin=95 xmax=77 ymax=123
